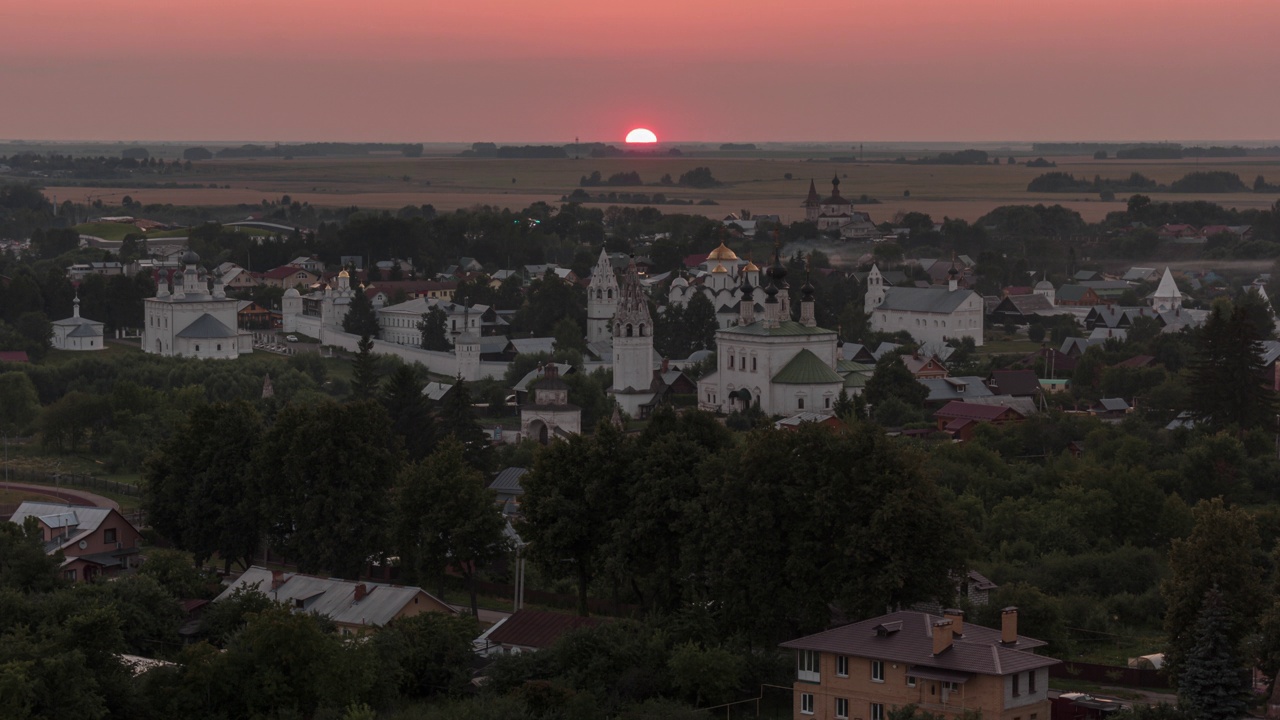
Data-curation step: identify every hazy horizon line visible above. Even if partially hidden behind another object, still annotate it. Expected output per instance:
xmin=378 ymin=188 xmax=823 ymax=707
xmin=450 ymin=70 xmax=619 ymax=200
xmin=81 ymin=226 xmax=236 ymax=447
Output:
xmin=5 ymin=138 xmax=1280 ymax=148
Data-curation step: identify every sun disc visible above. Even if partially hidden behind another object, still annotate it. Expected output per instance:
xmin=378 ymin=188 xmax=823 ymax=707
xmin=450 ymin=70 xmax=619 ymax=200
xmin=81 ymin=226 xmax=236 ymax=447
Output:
xmin=625 ymin=128 xmax=658 ymax=144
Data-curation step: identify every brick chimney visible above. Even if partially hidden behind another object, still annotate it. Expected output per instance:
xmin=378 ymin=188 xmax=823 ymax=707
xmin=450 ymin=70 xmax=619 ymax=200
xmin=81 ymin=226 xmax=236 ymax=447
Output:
xmin=271 ymin=570 xmax=284 ymax=591
xmin=661 ymin=357 xmax=669 ymax=373
xmin=354 ymin=583 xmax=369 ymax=602
xmin=944 ymin=608 xmax=965 ymax=637
xmin=932 ymin=619 xmax=954 ymax=655
xmin=1001 ymin=606 xmax=1019 ymax=644
xmin=544 ymin=363 xmax=557 ymax=381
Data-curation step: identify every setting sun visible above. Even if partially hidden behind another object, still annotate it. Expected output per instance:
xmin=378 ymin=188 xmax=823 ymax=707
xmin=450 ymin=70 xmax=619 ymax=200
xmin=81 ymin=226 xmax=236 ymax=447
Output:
xmin=625 ymin=128 xmax=658 ymax=144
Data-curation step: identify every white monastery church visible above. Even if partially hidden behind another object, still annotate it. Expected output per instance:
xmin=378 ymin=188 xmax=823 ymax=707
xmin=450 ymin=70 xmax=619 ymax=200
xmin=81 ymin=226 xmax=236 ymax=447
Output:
xmin=698 ymin=251 xmax=844 ymax=416
xmin=143 ymin=251 xmax=252 ymax=359
xmin=864 ymin=263 xmax=984 ymax=347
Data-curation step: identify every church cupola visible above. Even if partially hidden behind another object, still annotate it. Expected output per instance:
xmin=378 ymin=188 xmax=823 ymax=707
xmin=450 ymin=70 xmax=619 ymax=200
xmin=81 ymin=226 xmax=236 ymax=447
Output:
xmin=829 ymin=173 xmax=843 ymax=200
xmin=800 ymin=256 xmax=817 ymax=328
xmin=739 ymin=277 xmax=755 ymax=325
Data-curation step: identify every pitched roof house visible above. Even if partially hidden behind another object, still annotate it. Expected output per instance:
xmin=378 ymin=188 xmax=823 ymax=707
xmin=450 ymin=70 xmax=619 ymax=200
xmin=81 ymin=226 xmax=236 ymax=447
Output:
xmin=781 ymin=609 xmax=1057 ymax=720
xmin=9 ymin=502 xmax=143 ymax=582
xmin=935 ymin=401 xmax=1025 ymax=441
xmin=475 ymin=608 xmax=610 ymax=656
xmin=216 ymin=566 xmax=454 ymax=636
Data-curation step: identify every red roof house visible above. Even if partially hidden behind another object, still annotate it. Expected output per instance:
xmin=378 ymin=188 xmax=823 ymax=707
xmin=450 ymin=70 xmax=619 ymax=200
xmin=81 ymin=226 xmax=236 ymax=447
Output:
xmin=935 ymin=401 xmax=1025 ymax=441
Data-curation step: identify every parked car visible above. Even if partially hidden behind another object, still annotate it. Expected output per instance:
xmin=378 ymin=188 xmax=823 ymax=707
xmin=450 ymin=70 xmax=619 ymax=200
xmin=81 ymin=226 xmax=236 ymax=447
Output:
xmin=286 ymin=335 xmax=298 ymax=342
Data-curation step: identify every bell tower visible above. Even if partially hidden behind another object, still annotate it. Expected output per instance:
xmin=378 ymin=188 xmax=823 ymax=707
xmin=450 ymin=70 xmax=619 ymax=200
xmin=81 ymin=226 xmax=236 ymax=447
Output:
xmin=610 ymin=257 xmax=655 ymax=417
xmin=587 ymin=248 xmax=619 ymax=345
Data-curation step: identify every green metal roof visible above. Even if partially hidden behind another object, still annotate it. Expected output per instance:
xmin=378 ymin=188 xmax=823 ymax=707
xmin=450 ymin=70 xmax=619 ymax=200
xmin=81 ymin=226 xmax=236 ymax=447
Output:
xmin=836 ymin=359 xmax=875 ymax=373
xmin=772 ymin=349 xmax=844 ymax=385
xmin=720 ymin=320 xmax=836 ymax=337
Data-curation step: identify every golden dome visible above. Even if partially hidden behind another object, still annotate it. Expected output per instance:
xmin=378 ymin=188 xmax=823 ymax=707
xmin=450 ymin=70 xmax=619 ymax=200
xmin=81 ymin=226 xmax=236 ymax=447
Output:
xmin=711 ymin=263 xmax=729 ymax=274
xmin=743 ymin=260 xmax=759 ymax=272
xmin=707 ymin=242 xmax=738 ymax=262
xmin=338 ymin=269 xmax=350 ymax=278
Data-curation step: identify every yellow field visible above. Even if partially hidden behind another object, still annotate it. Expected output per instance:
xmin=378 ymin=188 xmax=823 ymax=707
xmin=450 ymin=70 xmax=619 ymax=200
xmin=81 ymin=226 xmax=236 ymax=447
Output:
xmin=42 ymin=154 xmax=1280 ymax=223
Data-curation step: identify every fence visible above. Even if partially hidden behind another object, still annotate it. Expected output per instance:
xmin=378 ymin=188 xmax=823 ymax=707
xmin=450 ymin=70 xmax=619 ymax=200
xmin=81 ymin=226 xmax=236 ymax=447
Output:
xmin=1050 ymin=660 xmax=1170 ymax=689
xmin=2 ymin=468 xmax=142 ymax=498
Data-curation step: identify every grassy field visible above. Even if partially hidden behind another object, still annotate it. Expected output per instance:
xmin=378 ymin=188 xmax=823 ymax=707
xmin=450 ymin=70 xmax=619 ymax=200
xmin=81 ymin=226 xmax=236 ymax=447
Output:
xmin=47 ymin=154 xmax=1280 ymax=223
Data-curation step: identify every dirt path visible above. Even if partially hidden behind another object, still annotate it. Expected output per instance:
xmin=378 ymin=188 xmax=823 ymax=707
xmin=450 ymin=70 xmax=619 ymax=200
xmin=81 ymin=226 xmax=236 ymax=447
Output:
xmin=0 ymin=481 xmax=121 ymax=511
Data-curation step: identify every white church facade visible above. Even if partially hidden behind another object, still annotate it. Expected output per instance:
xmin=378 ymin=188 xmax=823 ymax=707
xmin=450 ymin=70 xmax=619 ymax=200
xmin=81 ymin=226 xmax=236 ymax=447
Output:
xmin=610 ymin=257 xmax=658 ymax=418
xmin=698 ymin=254 xmax=844 ymax=416
xmin=142 ymin=251 xmax=251 ymax=359
xmin=50 ymin=295 xmax=105 ymax=351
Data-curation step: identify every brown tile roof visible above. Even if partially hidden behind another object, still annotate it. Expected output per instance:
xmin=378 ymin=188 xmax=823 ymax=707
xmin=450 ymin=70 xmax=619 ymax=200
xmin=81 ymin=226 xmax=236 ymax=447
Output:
xmin=485 ymin=609 xmax=611 ymax=650
xmin=934 ymin=401 xmax=1024 ymax=423
xmin=780 ymin=610 xmax=1057 ymax=677
xmin=988 ymin=370 xmax=1042 ymax=397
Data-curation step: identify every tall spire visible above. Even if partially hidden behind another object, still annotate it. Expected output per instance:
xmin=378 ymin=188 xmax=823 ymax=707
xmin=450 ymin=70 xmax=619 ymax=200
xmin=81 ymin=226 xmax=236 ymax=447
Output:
xmin=830 ymin=172 xmax=842 ymax=199
xmin=72 ymin=290 xmax=81 ymax=318
xmin=804 ymin=179 xmax=821 ymax=207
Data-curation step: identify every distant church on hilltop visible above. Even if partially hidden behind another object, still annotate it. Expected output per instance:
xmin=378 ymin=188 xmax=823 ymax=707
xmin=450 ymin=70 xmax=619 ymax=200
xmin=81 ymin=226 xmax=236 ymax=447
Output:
xmin=803 ymin=174 xmax=877 ymax=239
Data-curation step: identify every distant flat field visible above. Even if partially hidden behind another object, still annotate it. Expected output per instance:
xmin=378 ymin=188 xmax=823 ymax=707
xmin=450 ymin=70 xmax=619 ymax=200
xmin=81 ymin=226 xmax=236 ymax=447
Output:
xmin=42 ymin=155 xmax=1280 ymax=223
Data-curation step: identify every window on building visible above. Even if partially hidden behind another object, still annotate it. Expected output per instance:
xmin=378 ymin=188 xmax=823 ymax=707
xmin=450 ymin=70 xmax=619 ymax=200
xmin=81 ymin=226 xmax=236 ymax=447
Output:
xmin=751 ymin=357 xmax=757 ymax=371
xmin=1012 ymin=673 xmax=1020 ymax=696
xmin=825 ymin=397 xmax=831 ymax=409
xmin=104 ymin=528 xmax=117 ymax=544
xmin=216 ymin=344 xmax=222 ymax=351
xmin=836 ymin=655 xmax=848 ymax=677
xmin=801 ymin=694 xmax=814 ymax=715
xmin=1028 ymin=670 xmax=1036 ymax=693
xmin=797 ymin=650 xmax=820 ymax=682
xmin=195 ymin=344 xmax=200 ymax=352
xmin=871 ymin=703 xmax=884 ymax=720
xmin=907 ymin=676 xmax=917 ymax=688
xmin=836 ymin=698 xmax=849 ymax=719
xmin=798 ymin=397 xmax=805 ymax=409
xmin=871 ymin=660 xmax=884 ymax=682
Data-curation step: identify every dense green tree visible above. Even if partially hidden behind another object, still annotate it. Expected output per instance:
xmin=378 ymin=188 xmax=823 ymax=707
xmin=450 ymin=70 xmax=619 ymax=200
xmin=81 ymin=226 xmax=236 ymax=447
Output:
xmin=382 ymin=364 xmax=435 ymax=461
xmin=395 ymin=439 xmax=508 ymax=615
xmin=419 ymin=306 xmax=452 ymax=351
xmin=1191 ymin=304 xmax=1277 ymax=432
xmin=435 ymin=377 xmax=492 ymax=471
xmin=1162 ymin=498 xmax=1267 ymax=679
xmin=138 ymin=548 xmax=215 ymax=600
xmin=0 ymin=371 xmax=40 ymax=435
xmin=864 ymin=354 xmax=928 ymax=409
xmin=522 ymin=422 xmax=633 ymax=615
xmin=350 ymin=334 xmax=381 ymax=398
xmin=258 ymin=400 xmax=402 ymax=578
xmin=1178 ymin=588 xmax=1249 ymax=720
xmin=342 ymin=287 xmax=381 ymax=337
xmin=144 ymin=401 xmax=265 ymax=571
xmin=552 ymin=316 xmax=586 ymax=354
xmin=0 ymin=518 xmax=64 ymax=593
xmin=373 ymin=612 xmax=482 ymax=699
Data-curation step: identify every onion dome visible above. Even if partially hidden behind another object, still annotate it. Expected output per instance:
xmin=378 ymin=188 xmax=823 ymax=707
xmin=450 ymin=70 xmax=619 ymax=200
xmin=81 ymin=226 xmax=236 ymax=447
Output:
xmin=742 ymin=259 xmax=759 ymax=273
xmin=671 ymin=276 xmax=689 ymax=288
xmin=710 ymin=263 xmax=729 ymax=274
xmin=707 ymin=242 xmax=738 ymax=262
xmin=740 ymin=277 xmax=754 ymax=300
xmin=181 ymin=249 xmax=200 ymax=265
xmin=284 ymin=287 xmax=301 ymax=298
xmin=338 ymin=269 xmax=350 ymax=278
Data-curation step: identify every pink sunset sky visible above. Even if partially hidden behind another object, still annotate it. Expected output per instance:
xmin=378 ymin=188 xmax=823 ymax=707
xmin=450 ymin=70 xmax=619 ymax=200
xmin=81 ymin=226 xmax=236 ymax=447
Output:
xmin=2 ymin=0 xmax=1278 ymax=143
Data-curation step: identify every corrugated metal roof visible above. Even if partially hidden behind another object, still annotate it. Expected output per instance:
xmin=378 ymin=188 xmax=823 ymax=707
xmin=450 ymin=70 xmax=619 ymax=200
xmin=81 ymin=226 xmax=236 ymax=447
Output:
xmin=771 ymin=349 xmax=844 ymax=385
xmin=780 ymin=610 xmax=1056 ymax=677
xmin=488 ymin=467 xmax=528 ymax=494
xmin=876 ymin=287 xmax=977 ymax=314
xmin=216 ymin=567 xmax=452 ymax=628
xmin=934 ymin=401 xmax=1023 ymax=422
